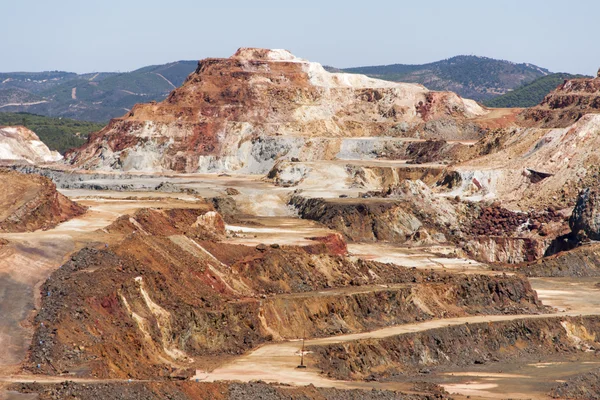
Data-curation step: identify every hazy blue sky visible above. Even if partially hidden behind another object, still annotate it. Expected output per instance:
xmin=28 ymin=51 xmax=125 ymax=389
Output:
xmin=2 ymin=0 xmax=599 ymax=74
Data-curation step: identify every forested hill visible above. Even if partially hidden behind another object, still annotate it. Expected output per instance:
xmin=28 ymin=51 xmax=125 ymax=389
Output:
xmin=328 ymin=55 xmax=550 ymax=101
xmin=0 ymin=61 xmax=197 ymax=122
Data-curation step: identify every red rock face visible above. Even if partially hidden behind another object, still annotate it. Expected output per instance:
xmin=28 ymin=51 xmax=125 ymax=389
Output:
xmin=304 ymin=233 xmax=348 ymax=256
xmin=521 ymin=76 xmax=600 ymax=127
xmin=67 ymin=48 xmax=487 ymax=173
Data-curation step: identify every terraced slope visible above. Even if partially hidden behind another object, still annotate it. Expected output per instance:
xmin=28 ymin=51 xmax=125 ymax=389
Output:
xmin=26 ymin=207 xmax=542 ymax=380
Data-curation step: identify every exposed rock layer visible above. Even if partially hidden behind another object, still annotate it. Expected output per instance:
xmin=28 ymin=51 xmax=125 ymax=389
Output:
xmin=570 ymin=187 xmax=600 ymax=240
xmin=522 ymin=76 xmax=600 ymax=128
xmin=309 ymin=316 xmax=600 ymax=381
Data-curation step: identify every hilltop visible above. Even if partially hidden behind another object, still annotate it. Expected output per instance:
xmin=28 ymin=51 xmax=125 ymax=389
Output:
xmin=329 ymin=55 xmax=550 ymax=101
xmin=8 ymin=52 xmax=551 ymax=166
xmin=1 ymin=55 xmax=558 ymax=122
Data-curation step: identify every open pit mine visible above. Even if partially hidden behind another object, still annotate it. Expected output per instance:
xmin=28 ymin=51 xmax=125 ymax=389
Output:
xmin=2 ymin=48 xmax=600 ymax=400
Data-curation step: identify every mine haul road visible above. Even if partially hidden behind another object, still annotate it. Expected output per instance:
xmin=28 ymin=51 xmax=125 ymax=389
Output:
xmin=0 ymin=175 xmax=598 ymax=400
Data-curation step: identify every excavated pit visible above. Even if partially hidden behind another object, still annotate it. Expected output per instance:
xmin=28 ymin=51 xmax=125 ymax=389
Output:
xmin=3 ymin=161 xmax=597 ymax=400
xmin=6 ymin=53 xmax=600 ymax=400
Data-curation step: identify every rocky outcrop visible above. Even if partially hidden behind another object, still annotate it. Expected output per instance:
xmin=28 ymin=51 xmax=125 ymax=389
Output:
xmin=0 ymin=169 xmax=85 ymax=232
xmin=0 ymin=126 xmax=62 ymax=163
xmin=463 ymin=236 xmax=548 ymax=264
xmin=67 ymin=48 xmax=487 ymax=173
xmin=570 ymin=188 xmax=600 ymax=240
xmin=522 ymin=76 xmax=600 ymax=128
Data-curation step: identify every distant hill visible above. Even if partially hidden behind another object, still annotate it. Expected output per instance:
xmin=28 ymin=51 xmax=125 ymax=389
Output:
xmin=0 ymin=112 xmax=105 ymax=154
xmin=0 ymin=61 xmax=197 ymax=122
xmin=1 ymin=55 xmax=555 ymax=122
xmin=329 ymin=55 xmax=551 ymax=101
xmin=483 ymin=73 xmax=591 ymax=108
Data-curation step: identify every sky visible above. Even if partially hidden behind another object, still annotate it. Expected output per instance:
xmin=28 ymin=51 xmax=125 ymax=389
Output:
xmin=2 ymin=0 xmax=599 ymax=75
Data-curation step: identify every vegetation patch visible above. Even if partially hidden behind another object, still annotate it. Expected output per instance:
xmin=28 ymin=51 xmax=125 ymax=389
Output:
xmin=484 ymin=73 xmax=590 ymax=108
xmin=0 ymin=112 xmax=105 ymax=154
